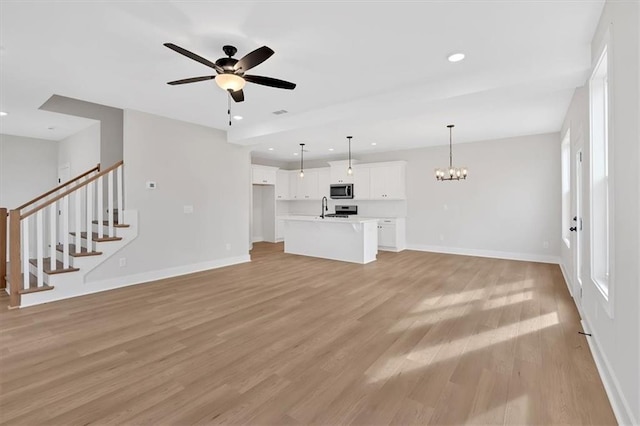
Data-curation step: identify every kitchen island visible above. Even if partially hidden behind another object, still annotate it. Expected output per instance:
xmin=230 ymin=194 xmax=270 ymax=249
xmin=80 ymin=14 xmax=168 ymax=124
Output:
xmin=281 ymin=216 xmax=378 ymax=264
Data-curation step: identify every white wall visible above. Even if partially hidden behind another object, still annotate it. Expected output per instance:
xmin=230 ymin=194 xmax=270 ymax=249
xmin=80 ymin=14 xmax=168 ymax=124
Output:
xmin=0 ymin=134 xmax=57 ymax=209
xmin=560 ymin=2 xmax=639 ymax=424
xmin=361 ymin=133 xmax=561 ymax=262
xmin=57 ymin=122 xmax=100 ymax=177
xmin=86 ymin=109 xmax=251 ymax=282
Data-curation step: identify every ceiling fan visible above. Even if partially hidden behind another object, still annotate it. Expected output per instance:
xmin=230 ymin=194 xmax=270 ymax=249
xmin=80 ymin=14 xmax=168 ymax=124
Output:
xmin=164 ymin=43 xmax=296 ymax=103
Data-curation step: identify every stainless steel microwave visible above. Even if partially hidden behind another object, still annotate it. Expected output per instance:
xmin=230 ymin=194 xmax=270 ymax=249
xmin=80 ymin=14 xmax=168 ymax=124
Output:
xmin=330 ymin=183 xmax=354 ymax=199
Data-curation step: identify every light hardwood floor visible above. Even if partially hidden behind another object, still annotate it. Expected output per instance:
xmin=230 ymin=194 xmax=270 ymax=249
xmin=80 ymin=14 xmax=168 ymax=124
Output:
xmin=0 ymin=243 xmax=616 ymax=425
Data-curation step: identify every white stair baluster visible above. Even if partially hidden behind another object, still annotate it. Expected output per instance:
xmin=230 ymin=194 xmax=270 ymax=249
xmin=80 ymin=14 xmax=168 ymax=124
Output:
xmin=86 ymin=181 xmax=93 ymax=251
xmin=22 ymin=218 xmax=29 ymax=290
xmin=62 ymin=195 xmax=70 ymax=267
xmin=117 ymin=165 xmax=123 ymax=223
xmin=49 ymin=203 xmax=56 ymax=272
xmin=36 ymin=210 xmax=44 ymax=287
xmin=75 ymin=190 xmax=81 ymax=253
xmin=97 ymin=176 xmax=104 ymax=238
xmin=108 ymin=171 xmax=114 ymax=237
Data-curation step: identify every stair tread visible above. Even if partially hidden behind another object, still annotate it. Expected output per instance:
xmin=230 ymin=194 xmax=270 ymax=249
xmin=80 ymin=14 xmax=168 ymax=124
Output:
xmin=56 ymin=244 xmax=103 ymax=257
xmin=92 ymin=220 xmax=129 ymax=228
xmin=69 ymin=232 xmax=122 ymax=242
xmin=10 ymin=273 xmax=55 ymax=294
xmin=29 ymin=257 xmax=79 ymax=274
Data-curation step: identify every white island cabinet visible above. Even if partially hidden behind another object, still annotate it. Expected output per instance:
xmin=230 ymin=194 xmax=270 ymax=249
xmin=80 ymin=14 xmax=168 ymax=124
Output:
xmin=282 ymin=216 xmax=378 ymax=264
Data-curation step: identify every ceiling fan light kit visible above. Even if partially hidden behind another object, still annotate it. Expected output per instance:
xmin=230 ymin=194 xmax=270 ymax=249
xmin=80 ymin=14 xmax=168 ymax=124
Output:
xmin=435 ymin=124 xmax=468 ymax=181
xmin=215 ymin=73 xmax=246 ymax=92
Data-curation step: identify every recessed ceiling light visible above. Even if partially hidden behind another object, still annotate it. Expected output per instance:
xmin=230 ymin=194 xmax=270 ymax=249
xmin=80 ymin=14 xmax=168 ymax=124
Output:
xmin=448 ymin=53 xmax=465 ymax=62
xmin=233 ymin=115 xmax=243 ymax=120
xmin=0 ymin=111 xmax=8 ymax=116
xmin=371 ymin=142 xmax=377 ymax=146
xmin=328 ymin=148 xmax=334 ymax=151
xmin=48 ymin=126 xmax=56 ymax=130
xmin=293 ymin=152 xmax=298 ymax=156
xmin=268 ymin=147 xmax=274 ymax=151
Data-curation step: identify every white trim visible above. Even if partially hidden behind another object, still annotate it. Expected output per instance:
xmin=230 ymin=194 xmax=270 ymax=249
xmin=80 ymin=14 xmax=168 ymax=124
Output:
xmin=252 ymin=236 xmax=265 ymax=243
xmin=406 ymin=244 xmax=560 ymax=264
xmin=579 ymin=317 xmax=637 ymax=426
xmin=559 ymin=261 xmax=574 ymax=297
xmin=19 ymin=255 xmax=251 ymax=308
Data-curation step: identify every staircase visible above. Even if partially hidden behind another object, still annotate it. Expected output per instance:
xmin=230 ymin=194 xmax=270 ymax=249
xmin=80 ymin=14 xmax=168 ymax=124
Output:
xmin=1 ymin=161 xmax=138 ymax=308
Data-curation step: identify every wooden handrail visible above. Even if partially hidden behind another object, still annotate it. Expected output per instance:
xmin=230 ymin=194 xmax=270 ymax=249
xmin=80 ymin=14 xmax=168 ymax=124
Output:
xmin=15 ymin=164 xmax=101 ymax=211
xmin=21 ymin=161 xmax=123 ymax=220
xmin=0 ymin=207 xmax=6 ymax=290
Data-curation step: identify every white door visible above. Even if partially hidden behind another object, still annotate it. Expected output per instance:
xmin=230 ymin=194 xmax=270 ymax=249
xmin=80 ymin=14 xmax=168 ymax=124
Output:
xmin=573 ymin=148 xmax=583 ymax=300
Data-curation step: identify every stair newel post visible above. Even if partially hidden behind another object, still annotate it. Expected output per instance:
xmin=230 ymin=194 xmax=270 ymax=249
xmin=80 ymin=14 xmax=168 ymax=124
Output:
xmin=107 ymin=170 xmax=114 ymax=237
xmin=21 ymin=216 xmax=29 ymax=291
xmin=117 ymin=165 xmax=123 ymax=223
xmin=97 ymin=176 xmax=104 ymax=239
xmin=9 ymin=210 xmax=21 ymax=308
xmin=86 ymin=181 xmax=94 ymax=253
xmin=36 ymin=210 xmax=44 ymax=288
xmin=74 ymin=190 xmax=81 ymax=254
xmin=62 ymin=195 xmax=69 ymax=268
xmin=49 ymin=203 xmax=56 ymax=273
xmin=1 ymin=208 xmax=6 ymax=290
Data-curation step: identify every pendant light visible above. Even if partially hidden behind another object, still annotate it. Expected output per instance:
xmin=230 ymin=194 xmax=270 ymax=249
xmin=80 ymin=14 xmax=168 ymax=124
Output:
xmin=347 ymin=136 xmax=353 ymax=175
xmin=299 ymin=143 xmax=305 ymax=178
xmin=435 ymin=124 xmax=468 ymax=181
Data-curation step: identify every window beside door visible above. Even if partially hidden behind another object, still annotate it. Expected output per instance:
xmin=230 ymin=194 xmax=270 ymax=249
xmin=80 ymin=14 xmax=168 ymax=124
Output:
xmin=561 ymin=130 xmax=571 ymax=248
xmin=589 ymin=43 xmax=612 ymax=302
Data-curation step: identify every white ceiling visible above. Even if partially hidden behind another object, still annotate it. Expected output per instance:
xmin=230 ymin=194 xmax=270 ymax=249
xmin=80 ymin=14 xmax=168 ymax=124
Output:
xmin=0 ymin=1 xmax=603 ymax=160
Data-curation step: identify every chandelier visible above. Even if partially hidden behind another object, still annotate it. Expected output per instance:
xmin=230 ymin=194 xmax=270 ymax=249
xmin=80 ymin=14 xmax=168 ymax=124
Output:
xmin=435 ymin=124 xmax=468 ymax=181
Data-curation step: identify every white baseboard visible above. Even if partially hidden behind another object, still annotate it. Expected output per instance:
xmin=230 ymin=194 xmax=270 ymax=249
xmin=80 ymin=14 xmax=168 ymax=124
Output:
xmin=252 ymin=237 xmax=264 ymax=243
xmin=406 ymin=244 xmax=560 ymax=264
xmin=558 ymin=261 xmax=574 ymax=297
xmin=580 ymin=316 xmax=637 ymax=426
xmin=19 ymin=255 xmax=251 ymax=308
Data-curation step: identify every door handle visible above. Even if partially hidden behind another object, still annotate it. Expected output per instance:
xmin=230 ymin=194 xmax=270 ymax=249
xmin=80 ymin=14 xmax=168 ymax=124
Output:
xmin=570 ymin=227 xmax=577 ymax=232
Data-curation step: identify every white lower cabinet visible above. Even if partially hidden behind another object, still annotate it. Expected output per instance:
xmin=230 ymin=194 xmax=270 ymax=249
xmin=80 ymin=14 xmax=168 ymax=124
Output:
xmin=276 ymin=219 xmax=285 ymax=242
xmin=376 ymin=218 xmax=406 ymax=252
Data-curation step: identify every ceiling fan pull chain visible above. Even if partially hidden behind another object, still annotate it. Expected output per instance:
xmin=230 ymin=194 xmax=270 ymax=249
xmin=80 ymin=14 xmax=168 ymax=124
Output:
xmin=228 ymin=92 xmax=232 ymax=126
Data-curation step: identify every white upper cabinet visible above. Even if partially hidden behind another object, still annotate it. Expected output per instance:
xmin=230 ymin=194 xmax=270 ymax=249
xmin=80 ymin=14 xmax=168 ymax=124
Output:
xmin=276 ymin=170 xmax=290 ymax=200
xmin=352 ymin=166 xmax=370 ymax=200
xmin=317 ymin=168 xmax=331 ymax=199
xmin=329 ymin=160 xmax=355 ymax=184
xmin=369 ymin=162 xmax=406 ymax=200
xmin=252 ymin=165 xmax=277 ymax=185
xmin=289 ymin=171 xmax=300 ymax=200
xmin=297 ymin=170 xmax=319 ymax=200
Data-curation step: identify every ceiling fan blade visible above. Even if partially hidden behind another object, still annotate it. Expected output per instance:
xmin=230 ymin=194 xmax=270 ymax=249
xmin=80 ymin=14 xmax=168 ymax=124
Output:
xmin=244 ymin=74 xmax=296 ymax=90
xmin=229 ymin=89 xmax=245 ymax=103
xmin=234 ymin=46 xmax=274 ymax=72
xmin=164 ymin=43 xmax=223 ymax=73
xmin=167 ymin=76 xmax=216 ymax=85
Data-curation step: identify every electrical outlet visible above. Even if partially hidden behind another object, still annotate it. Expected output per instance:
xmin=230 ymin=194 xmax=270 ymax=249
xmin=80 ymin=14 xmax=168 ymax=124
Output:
xmin=146 ymin=181 xmax=157 ymax=189
xmin=183 ymin=205 xmax=194 ymax=214
xmin=543 ymin=241 xmax=549 ymax=249
xmin=119 ymin=257 xmax=126 ymax=267
xmin=439 ymin=234 xmax=445 ymax=241
xmin=225 ymin=243 xmax=231 ymax=251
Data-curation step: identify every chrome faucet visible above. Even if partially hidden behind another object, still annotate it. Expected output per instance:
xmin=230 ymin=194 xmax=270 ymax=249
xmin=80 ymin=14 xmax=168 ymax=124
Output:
xmin=321 ymin=196 xmax=328 ymax=219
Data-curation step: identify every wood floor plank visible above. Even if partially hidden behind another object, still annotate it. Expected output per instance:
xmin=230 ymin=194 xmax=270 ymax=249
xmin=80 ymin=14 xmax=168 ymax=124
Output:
xmin=0 ymin=243 xmax=616 ymax=425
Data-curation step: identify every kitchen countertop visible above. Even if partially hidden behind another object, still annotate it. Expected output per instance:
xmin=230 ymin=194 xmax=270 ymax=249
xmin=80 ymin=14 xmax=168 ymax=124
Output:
xmin=279 ymin=215 xmax=379 ymax=224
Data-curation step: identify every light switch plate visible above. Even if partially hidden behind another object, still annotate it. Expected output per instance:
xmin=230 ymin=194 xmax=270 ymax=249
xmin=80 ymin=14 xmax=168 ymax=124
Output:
xmin=183 ymin=205 xmax=194 ymax=214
